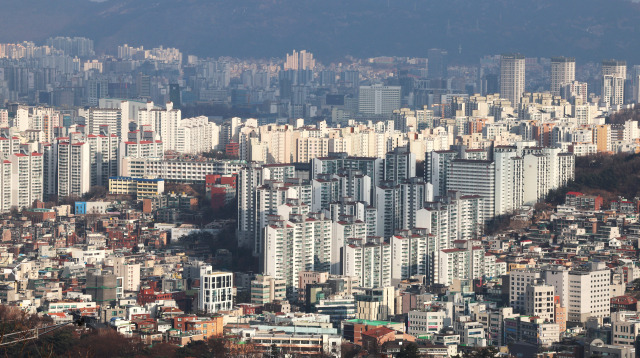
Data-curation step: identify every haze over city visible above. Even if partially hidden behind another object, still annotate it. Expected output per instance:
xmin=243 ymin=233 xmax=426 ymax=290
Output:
xmin=0 ymin=1 xmax=639 ymax=358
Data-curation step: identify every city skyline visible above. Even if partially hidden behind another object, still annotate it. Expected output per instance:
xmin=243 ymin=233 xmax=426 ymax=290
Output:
xmin=1 ymin=2 xmax=640 ymax=357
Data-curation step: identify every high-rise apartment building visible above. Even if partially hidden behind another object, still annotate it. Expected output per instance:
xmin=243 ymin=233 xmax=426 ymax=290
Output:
xmin=601 ymin=59 xmax=627 ymax=107
xmin=87 ymin=127 xmax=118 ymax=187
xmin=56 ymin=139 xmax=91 ymax=197
xmin=560 ymin=81 xmax=588 ymax=104
xmin=437 ymin=243 xmax=498 ymax=286
xmin=237 ymin=163 xmax=296 ymax=253
xmin=550 ymin=57 xmax=575 ymax=96
xmin=375 ymin=181 xmax=400 ymax=237
xmin=284 ymin=50 xmax=315 ymax=71
xmin=333 ymin=169 xmax=372 ymax=205
xmin=81 ymin=107 xmax=127 ymax=142
xmin=447 ymin=159 xmax=495 ymax=221
xmin=137 ymin=102 xmax=181 ymax=151
xmin=0 ymin=160 xmax=11 ymax=212
xmin=176 ymin=116 xmax=218 ymax=154
xmin=121 ymin=127 xmax=164 ymax=159
xmin=390 ymin=228 xmax=437 ymax=282
xmin=327 ymin=198 xmax=377 ymax=238
xmin=263 ymin=210 xmax=332 ymax=297
xmin=421 ymin=191 xmax=484 ymax=255
xmin=358 ymin=84 xmax=401 ymax=115
xmin=521 ymin=147 xmax=575 ymax=204
xmin=425 ymin=150 xmax=458 ymax=197
xmin=331 ymin=215 xmax=367 ymax=274
xmin=343 ymin=236 xmax=391 ymax=289
xmin=9 ymin=152 xmax=43 ymax=209
xmin=399 ymin=177 xmax=431 ymax=230
xmin=255 ymin=180 xmax=311 ymax=258
xmin=312 ymin=154 xmax=384 ymax=191
xmin=500 ymin=54 xmax=526 ymax=106
xmin=493 ymin=146 xmax=523 ymax=216
xmin=384 ymin=146 xmax=416 ymax=184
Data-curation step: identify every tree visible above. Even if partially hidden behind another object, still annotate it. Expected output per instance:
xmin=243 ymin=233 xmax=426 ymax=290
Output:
xmin=397 ymin=342 xmax=420 ymax=358
xmin=83 ymin=185 xmax=108 ymax=200
xmin=456 ymin=346 xmax=499 ymax=358
xmin=266 ymin=343 xmax=283 ymax=358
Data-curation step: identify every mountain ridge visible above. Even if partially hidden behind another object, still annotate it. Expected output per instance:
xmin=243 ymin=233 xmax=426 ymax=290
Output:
xmin=2 ymin=0 xmax=640 ymax=63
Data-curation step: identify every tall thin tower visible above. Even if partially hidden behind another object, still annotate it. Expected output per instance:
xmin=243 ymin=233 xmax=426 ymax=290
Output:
xmin=550 ymin=57 xmax=575 ymax=96
xmin=500 ymin=53 xmax=526 ymax=106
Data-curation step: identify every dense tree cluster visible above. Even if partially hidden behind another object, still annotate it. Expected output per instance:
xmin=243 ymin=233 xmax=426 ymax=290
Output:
xmin=0 ymin=304 xmax=261 ymax=358
xmin=546 ymin=152 xmax=640 ymax=205
xmin=607 ymin=107 xmax=640 ymax=125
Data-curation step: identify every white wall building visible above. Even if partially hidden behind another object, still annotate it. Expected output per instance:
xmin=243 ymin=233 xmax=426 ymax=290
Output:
xmin=198 ymin=272 xmax=234 ymax=314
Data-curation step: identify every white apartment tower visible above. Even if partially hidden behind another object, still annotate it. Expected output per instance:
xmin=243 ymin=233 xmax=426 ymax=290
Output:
xmin=0 ymin=160 xmax=10 ymax=212
xmin=81 ymin=108 xmax=127 ymax=142
xmin=263 ymin=210 xmax=332 ymax=297
xmin=493 ymin=146 xmax=523 ymax=216
xmin=447 ymin=159 xmax=495 ymax=222
xmin=9 ymin=152 xmax=43 ymax=209
xmin=550 ymin=57 xmax=576 ymax=96
xmin=137 ymin=101 xmax=181 ymax=151
xmin=56 ymin=139 xmax=91 ymax=197
xmin=561 ymin=81 xmax=588 ymax=105
xmin=390 ymin=228 xmax=438 ymax=282
xmin=331 ymin=215 xmax=367 ymax=274
xmin=334 ymin=169 xmax=372 ymax=205
xmin=237 ymin=163 xmax=297 ymax=253
xmin=343 ymin=236 xmax=391 ymax=288
xmin=87 ymin=128 xmax=119 ymax=187
xmin=425 ymin=150 xmax=458 ymax=197
xmin=602 ymin=59 xmax=627 ymax=107
xmin=284 ymin=49 xmax=315 ymax=71
xmin=176 ymin=116 xmax=218 ymax=154
xmin=121 ymin=127 xmax=164 ymax=159
xmin=500 ymin=54 xmax=526 ymax=106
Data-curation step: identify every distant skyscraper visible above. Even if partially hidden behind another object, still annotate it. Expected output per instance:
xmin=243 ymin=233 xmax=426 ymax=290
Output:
xmin=601 ymin=59 xmax=627 ymax=107
xmin=358 ymin=84 xmax=401 ymax=115
xmin=284 ymin=50 xmax=315 ymax=71
xmin=342 ymin=70 xmax=360 ymax=87
xmin=46 ymin=37 xmax=94 ymax=57
xmin=427 ymin=48 xmax=448 ymax=80
xmin=136 ymin=73 xmax=151 ymax=98
xmin=169 ymin=84 xmax=181 ymax=108
xmin=602 ymin=59 xmax=627 ymax=78
xmin=481 ymin=73 xmax=499 ymax=96
xmin=550 ymin=57 xmax=575 ymax=96
xmin=499 ymin=53 xmax=526 ymax=106
xmin=632 ymin=65 xmax=640 ymax=104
